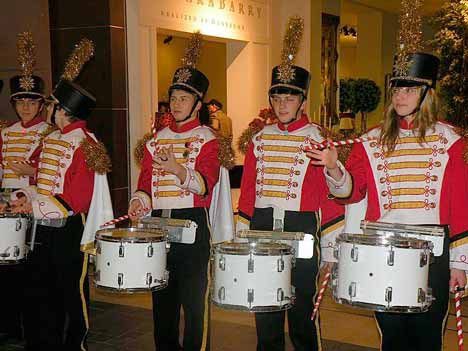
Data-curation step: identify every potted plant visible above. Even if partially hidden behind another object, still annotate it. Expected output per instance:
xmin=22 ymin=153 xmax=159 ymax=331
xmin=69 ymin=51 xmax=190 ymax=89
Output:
xmin=353 ymin=78 xmax=381 ymax=132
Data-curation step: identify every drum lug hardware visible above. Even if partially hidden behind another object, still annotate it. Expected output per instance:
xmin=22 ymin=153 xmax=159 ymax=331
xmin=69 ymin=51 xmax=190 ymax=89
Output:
xmin=95 ymin=270 xmax=100 ymax=282
xmin=348 ymin=282 xmax=356 ymax=299
xmin=13 ymin=246 xmax=20 ymax=258
xmin=385 ymin=287 xmax=393 ymax=304
xmin=419 ymin=252 xmax=428 ymax=267
xmin=333 ymin=246 xmax=339 ymax=260
xmin=146 ymin=273 xmax=153 ymax=287
xmin=351 ymin=245 xmax=358 ymax=262
xmin=147 ymin=244 xmax=154 ymax=258
xmin=277 ymin=256 xmax=284 ymax=272
xmin=418 ymin=288 xmax=426 ymax=303
xmin=387 ymin=248 xmax=394 ymax=266
xmin=218 ymin=286 xmax=225 ymax=301
xmin=117 ymin=273 xmax=124 ymax=288
xmin=119 ymin=243 xmax=125 ymax=258
xmin=277 ymin=288 xmax=284 ymax=302
xmin=248 ymin=288 xmax=254 ymax=308
xmin=0 ymin=247 xmax=10 ymax=258
xmin=248 ymin=254 xmax=254 ymax=273
xmin=219 ymin=256 xmax=225 ymax=271
xmin=96 ymin=242 xmax=101 ymax=255
xmin=16 ymin=219 xmax=22 ymax=231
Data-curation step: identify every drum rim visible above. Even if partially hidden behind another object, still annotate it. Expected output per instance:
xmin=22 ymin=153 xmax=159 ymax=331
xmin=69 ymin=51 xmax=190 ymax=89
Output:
xmin=337 ymin=233 xmax=430 ymax=249
xmin=333 ymin=296 xmax=430 ymax=313
xmin=211 ymin=299 xmax=294 ymax=312
xmin=94 ymin=280 xmax=168 ymax=293
xmin=213 ymin=241 xmax=293 ymax=255
xmin=95 ymin=227 xmax=167 ymax=242
xmin=0 ymin=213 xmax=29 ymax=219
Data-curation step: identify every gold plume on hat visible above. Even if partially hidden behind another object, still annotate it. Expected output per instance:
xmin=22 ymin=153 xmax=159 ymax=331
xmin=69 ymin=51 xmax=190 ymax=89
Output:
xmin=61 ymin=38 xmax=95 ymax=81
xmin=17 ymin=32 xmax=36 ymax=91
xmin=277 ymin=16 xmax=304 ymax=83
xmin=394 ymin=0 xmax=423 ymax=76
xmin=181 ymin=31 xmax=203 ymax=68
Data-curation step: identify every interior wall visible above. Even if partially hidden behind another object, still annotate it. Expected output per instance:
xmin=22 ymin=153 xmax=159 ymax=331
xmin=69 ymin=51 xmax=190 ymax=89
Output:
xmin=156 ymin=34 xmax=227 ymax=110
xmin=0 ymin=0 xmax=52 ymax=119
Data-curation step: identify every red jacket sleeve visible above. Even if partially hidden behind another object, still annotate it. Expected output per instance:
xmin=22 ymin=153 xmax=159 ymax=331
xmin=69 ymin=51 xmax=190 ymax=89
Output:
xmin=194 ymin=138 xmax=220 ymax=197
xmin=136 ymin=145 xmax=153 ymax=197
xmin=238 ymin=142 xmax=257 ymax=220
xmin=57 ymin=147 xmax=95 ymax=214
xmin=440 ymin=138 xmax=468 ymax=240
xmin=340 ymin=143 xmax=370 ymax=204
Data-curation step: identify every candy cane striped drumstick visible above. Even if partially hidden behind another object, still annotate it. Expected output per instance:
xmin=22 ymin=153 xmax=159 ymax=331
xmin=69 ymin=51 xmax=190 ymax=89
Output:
xmin=305 ymin=136 xmax=376 ymax=150
xmin=311 ymin=268 xmax=331 ymax=321
xmin=100 ymin=207 xmax=150 ymax=228
xmin=455 ymin=286 xmax=465 ymax=351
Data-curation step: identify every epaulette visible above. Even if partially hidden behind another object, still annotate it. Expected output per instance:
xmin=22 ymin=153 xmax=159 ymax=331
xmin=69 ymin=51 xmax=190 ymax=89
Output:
xmin=134 ymin=132 xmax=153 ymax=167
xmin=454 ymin=127 xmax=468 ymax=164
xmin=80 ymin=138 xmax=112 ymax=174
xmin=39 ymin=124 xmax=59 ymax=141
xmin=216 ymin=133 xmax=235 ymax=170
xmin=0 ymin=120 xmax=10 ymax=131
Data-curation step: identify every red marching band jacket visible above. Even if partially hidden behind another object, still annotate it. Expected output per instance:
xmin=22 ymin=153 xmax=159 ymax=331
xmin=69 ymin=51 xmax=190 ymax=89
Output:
xmin=237 ymin=115 xmax=345 ymax=262
xmin=0 ymin=116 xmax=52 ymax=189
xmin=12 ymin=120 xmax=95 ymax=219
xmin=325 ymin=120 xmax=468 ymax=270
xmin=132 ymin=118 xmax=220 ymax=212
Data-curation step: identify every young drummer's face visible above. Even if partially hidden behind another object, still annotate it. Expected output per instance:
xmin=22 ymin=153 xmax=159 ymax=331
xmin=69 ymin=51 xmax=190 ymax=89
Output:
xmin=270 ymin=94 xmax=303 ymax=123
xmin=391 ymin=86 xmax=421 ymax=117
xmin=170 ymin=90 xmax=197 ymax=121
xmin=15 ymin=98 xmax=43 ymax=123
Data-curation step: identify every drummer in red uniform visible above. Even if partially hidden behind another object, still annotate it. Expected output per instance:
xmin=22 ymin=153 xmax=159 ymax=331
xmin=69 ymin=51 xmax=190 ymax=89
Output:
xmin=237 ymin=16 xmax=344 ymax=351
xmin=0 ymin=32 xmax=52 ymax=343
xmin=9 ymin=79 xmax=112 ymax=351
xmin=128 ymin=33 xmax=219 ymax=351
xmin=308 ymin=51 xmax=468 ymax=350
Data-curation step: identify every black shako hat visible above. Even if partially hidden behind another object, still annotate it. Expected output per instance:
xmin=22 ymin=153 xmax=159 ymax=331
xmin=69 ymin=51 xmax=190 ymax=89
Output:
xmin=10 ymin=75 xmax=45 ymax=100
xmin=269 ymin=65 xmax=310 ymax=96
xmin=390 ymin=52 xmax=440 ymax=88
xmin=51 ymin=79 xmax=96 ymax=119
xmin=169 ymin=67 xmax=209 ymax=99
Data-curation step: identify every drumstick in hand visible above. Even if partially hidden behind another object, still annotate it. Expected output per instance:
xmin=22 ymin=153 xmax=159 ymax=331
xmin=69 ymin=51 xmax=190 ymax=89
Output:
xmin=100 ymin=207 xmax=150 ymax=228
xmin=311 ymin=268 xmax=331 ymax=320
xmin=455 ymin=285 xmax=465 ymax=351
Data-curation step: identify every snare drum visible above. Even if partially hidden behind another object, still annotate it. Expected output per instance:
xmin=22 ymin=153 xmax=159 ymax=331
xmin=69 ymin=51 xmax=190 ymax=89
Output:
xmin=212 ymin=241 xmax=294 ymax=312
xmin=94 ymin=227 xmax=168 ymax=292
xmin=0 ymin=213 xmax=29 ymax=264
xmin=333 ymin=233 xmax=433 ymax=313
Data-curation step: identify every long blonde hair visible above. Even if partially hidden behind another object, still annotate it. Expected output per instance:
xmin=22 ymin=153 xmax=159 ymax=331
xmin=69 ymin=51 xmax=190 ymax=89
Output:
xmin=379 ymin=88 xmax=440 ymax=152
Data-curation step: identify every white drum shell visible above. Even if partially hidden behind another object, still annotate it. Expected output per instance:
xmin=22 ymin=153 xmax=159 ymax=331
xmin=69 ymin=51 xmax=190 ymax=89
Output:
xmin=334 ymin=241 xmax=431 ymax=311
xmin=212 ymin=243 xmax=294 ymax=312
xmin=0 ymin=216 xmax=28 ymax=263
xmin=95 ymin=239 xmax=168 ymax=291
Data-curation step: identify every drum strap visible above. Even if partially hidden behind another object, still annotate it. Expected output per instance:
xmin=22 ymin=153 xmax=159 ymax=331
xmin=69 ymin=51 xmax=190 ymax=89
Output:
xmin=272 ymin=206 xmax=285 ymax=232
xmin=161 ymin=209 xmax=171 ymax=219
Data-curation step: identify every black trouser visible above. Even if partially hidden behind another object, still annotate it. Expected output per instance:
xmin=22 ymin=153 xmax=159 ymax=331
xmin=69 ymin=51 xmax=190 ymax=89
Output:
xmin=251 ymin=208 xmax=321 ymax=351
xmin=375 ymin=233 xmax=450 ymax=351
xmin=0 ymin=264 xmax=25 ymax=339
xmin=152 ymin=208 xmax=211 ymax=351
xmin=24 ymin=215 xmax=89 ymax=351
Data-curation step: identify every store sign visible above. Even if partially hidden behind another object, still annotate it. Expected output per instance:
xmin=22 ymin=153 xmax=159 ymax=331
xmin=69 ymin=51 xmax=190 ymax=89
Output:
xmin=139 ymin=0 xmax=269 ymax=42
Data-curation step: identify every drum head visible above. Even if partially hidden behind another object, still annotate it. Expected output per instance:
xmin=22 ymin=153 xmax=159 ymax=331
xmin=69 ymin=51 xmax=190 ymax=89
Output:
xmin=214 ymin=241 xmax=292 ymax=255
xmin=96 ymin=227 xmax=167 ymax=242
xmin=337 ymin=233 xmax=429 ymax=249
